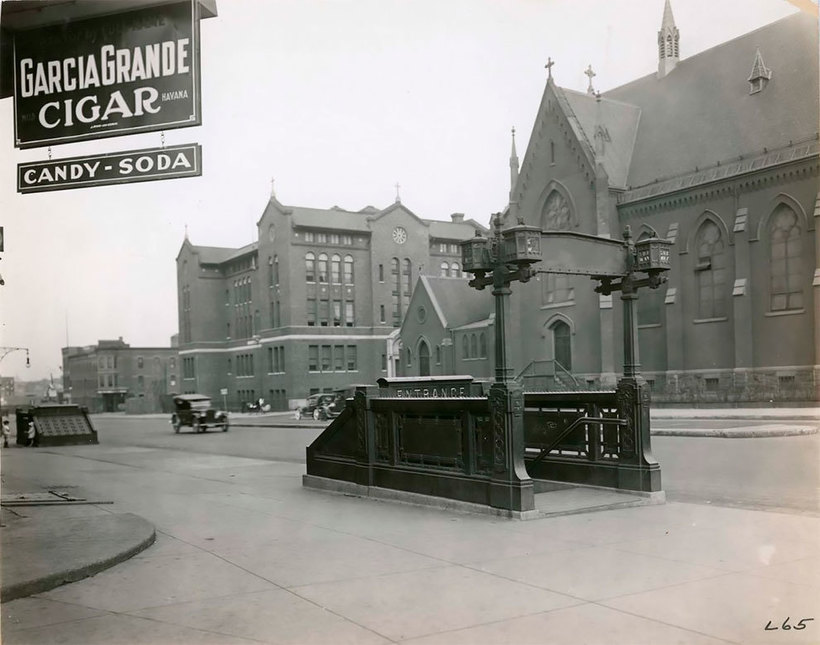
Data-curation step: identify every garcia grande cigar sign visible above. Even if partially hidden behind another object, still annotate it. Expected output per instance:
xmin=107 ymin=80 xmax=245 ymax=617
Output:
xmin=13 ymin=1 xmax=201 ymax=148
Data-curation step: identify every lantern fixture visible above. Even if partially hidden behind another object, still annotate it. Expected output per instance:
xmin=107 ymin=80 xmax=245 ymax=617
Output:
xmin=500 ymin=223 xmax=543 ymax=266
xmin=634 ymin=237 xmax=673 ymax=273
xmin=460 ymin=230 xmax=492 ymax=274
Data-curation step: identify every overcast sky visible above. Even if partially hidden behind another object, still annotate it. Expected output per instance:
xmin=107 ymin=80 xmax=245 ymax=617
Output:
xmin=0 ymin=0 xmax=806 ymax=381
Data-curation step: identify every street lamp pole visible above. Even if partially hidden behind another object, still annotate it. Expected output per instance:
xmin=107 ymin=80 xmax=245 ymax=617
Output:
xmin=461 ymin=213 xmax=543 ymax=512
xmin=0 ymin=347 xmax=31 ymax=368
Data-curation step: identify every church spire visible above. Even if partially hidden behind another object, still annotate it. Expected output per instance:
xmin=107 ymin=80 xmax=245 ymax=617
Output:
xmin=509 ymin=127 xmax=519 ymax=201
xmin=657 ymin=0 xmax=680 ymax=79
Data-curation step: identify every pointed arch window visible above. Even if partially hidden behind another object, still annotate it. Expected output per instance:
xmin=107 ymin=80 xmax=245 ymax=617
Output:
xmin=551 ymin=320 xmax=572 ymax=371
xmin=470 ymin=334 xmax=477 ymax=358
xmin=462 ymin=335 xmax=470 ymax=359
xmin=305 ymin=252 xmax=316 ymax=283
xmin=694 ymin=220 xmax=727 ymax=319
xmin=418 ymin=341 xmax=430 ymax=376
xmin=541 ymin=190 xmax=572 ymax=231
xmin=451 ymin=262 xmax=461 ymax=278
xmin=666 ymin=34 xmax=673 ymax=57
xmin=769 ymin=205 xmax=802 ymax=311
xmin=479 ymin=332 xmax=487 ymax=358
xmin=440 ymin=261 xmax=449 ymax=277
xmin=317 ymin=254 xmax=328 ymax=283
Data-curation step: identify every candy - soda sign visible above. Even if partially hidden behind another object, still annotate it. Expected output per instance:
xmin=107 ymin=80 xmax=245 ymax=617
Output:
xmin=17 ymin=144 xmax=202 ymax=193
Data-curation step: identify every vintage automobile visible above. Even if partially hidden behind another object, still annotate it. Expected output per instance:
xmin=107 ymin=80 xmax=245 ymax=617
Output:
xmin=170 ymin=394 xmax=229 ymax=433
xmin=312 ymin=391 xmax=348 ymax=420
xmin=294 ymin=393 xmax=337 ymax=420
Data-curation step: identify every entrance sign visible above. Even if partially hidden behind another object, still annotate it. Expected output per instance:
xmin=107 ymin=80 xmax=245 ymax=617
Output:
xmin=376 ymin=376 xmax=483 ymax=399
xmin=13 ymin=1 xmax=200 ymax=148
xmin=17 ymin=143 xmax=202 ymax=193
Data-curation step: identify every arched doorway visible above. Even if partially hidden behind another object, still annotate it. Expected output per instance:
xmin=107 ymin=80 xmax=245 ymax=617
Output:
xmin=418 ymin=341 xmax=431 ymax=376
xmin=551 ymin=320 xmax=572 ymax=372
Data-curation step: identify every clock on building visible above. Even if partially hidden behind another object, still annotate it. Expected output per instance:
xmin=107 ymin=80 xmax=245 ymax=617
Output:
xmin=392 ymin=226 xmax=407 ymax=245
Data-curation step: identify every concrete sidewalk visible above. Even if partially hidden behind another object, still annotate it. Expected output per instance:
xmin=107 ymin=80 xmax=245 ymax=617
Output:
xmin=1 ymin=505 xmax=155 ymax=602
xmin=1 ymin=445 xmax=818 ymax=644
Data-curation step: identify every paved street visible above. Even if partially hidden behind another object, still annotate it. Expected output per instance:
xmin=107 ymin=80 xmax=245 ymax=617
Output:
xmin=87 ymin=414 xmax=820 ymax=515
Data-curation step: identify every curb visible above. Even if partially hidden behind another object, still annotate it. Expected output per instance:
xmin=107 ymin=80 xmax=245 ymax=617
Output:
xmin=651 ymin=427 xmax=817 ymax=438
xmin=0 ymin=513 xmax=156 ymax=603
xmin=231 ymin=422 xmax=324 ymax=430
xmin=651 ymin=415 xmax=820 ymax=421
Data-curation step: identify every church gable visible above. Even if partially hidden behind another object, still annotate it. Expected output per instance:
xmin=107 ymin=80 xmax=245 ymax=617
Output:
xmin=514 ymin=80 xmax=600 ymax=231
xmin=368 ymin=202 xmax=429 ymax=229
xmin=401 ymin=276 xmax=447 ymax=336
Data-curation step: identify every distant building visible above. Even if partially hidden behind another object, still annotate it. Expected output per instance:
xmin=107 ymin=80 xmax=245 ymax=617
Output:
xmin=398 ymin=275 xmax=494 ymax=381
xmin=175 ymin=190 xmax=485 ymax=409
xmin=62 ymin=338 xmax=178 ymax=413
xmin=0 ymin=376 xmax=19 ymax=411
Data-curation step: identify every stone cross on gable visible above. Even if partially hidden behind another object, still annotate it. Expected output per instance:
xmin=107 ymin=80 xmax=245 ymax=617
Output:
xmin=395 ymin=182 xmax=401 ymax=203
xmin=584 ymin=64 xmax=596 ymax=95
xmin=545 ymin=57 xmax=555 ymax=79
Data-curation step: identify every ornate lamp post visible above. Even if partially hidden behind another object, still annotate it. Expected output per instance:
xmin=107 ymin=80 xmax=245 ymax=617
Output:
xmin=461 ymin=214 xmax=542 ymax=511
xmin=594 ymin=226 xmax=672 ymax=491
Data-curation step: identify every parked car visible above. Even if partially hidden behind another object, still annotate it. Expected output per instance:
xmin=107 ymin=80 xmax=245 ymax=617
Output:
xmin=294 ymin=393 xmax=337 ymax=420
xmin=171 ymin=394 xmax=229 ymax=433
xmin=314 ymin=391 xmax=349 ymax=420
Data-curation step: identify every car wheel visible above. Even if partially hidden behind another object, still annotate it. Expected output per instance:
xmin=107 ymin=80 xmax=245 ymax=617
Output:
xmin=222 ymin=417 xmax=229 ymax=432
xmin=313 ymin=408 xmax=322 ymax=421
xmin=295 ymin=409 xmax=302 ymax=420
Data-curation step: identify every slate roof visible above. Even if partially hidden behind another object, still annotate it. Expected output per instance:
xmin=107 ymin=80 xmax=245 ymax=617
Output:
xmin=421 ymin=276 xmax=492 ymax=329
xmin=287 ymin=203 xmax=486 ymax=239
xmin=193 ymin=243 xmax=257 ymax=264
xmin=428 ymin=219 xmax=486 ymax=239
xmin=562 ymin=90 xmax=641 ymax=189
xmin=289 ymin=206 xmax=372 ymax=232
xmin=601 ymin=11 xmax=818 ymax=189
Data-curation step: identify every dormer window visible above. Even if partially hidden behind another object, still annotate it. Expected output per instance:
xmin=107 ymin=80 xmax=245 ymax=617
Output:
xmin=748 ymin=48 xmax=772 ymax=95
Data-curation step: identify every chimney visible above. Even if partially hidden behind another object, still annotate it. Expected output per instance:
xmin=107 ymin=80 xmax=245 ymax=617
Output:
xmin=450 ymin=213 xmax=465 ymax=223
